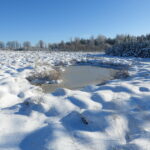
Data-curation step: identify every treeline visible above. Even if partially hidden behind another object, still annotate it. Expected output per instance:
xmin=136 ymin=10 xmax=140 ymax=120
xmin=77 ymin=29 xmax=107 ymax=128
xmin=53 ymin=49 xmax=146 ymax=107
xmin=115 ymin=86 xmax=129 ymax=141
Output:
xmin=48 ymin=35 xmax=114 ymax=51
xmin=105 ymin=34 xmax=150 ymax=57
xmin=1 ymin=34 xmax=150 ymax=56
xmin=0 ymin=35 xmax=114 ymax=51
xmin=0 ymin=40 xmax=47 ymax=50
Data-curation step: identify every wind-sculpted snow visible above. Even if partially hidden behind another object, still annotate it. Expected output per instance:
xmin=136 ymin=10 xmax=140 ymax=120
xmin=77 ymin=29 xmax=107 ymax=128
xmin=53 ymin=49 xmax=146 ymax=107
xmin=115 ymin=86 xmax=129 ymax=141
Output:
xmin=0 ymin=50 xmax=150 ymax=150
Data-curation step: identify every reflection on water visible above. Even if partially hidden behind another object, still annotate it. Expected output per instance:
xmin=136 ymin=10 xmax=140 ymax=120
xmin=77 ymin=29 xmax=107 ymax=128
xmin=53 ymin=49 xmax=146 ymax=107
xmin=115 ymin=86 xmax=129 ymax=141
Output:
xmin=41 ymin=65 xmax=118 ymax=93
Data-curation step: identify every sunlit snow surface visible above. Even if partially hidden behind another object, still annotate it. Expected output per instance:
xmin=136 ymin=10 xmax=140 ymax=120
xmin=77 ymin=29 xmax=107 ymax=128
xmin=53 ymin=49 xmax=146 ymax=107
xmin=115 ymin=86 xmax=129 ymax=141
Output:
xmin=0 ymin=50 xmax=150 ymax=150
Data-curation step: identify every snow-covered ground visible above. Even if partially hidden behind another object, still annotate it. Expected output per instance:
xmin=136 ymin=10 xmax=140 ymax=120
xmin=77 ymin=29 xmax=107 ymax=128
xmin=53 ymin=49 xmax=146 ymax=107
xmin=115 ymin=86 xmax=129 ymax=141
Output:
xmin=0 ymin=50 xmax=150 ymax=150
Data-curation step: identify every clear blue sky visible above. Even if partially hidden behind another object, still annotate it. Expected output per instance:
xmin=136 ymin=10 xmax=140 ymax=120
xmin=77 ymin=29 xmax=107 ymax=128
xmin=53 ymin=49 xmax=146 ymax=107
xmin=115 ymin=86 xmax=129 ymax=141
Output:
xmin=0 ymin=0 xmax=150 ymax=44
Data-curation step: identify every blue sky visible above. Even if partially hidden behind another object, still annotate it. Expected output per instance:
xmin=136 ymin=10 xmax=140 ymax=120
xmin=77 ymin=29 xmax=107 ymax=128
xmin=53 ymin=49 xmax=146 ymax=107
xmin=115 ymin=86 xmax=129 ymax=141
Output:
xmin=0 ymin=0 xmax=150 ymax=44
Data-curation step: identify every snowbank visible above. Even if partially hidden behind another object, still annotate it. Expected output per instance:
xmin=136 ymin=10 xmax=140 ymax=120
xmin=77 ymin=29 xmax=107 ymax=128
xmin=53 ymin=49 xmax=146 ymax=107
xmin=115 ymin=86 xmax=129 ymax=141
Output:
xmin=0 ymin=51 xmax=150 ymax=150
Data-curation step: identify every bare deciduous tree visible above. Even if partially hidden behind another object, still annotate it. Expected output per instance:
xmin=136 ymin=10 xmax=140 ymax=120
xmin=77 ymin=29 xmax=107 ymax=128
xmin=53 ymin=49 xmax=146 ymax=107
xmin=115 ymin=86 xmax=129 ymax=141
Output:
xmin=37 ymin=40 xmax=45 ymax=49
xmin=6 ymin=41 xmax=20 ymax=49
xmin=0 ymin=41 xmax=5 ymax=49
xmin=23 ymin=41 xmax=31 ymax=49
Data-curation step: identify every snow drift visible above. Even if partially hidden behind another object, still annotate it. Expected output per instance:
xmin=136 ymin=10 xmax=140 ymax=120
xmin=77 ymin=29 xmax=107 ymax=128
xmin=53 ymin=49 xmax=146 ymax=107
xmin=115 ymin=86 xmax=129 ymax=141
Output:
xmin=0 ymin=51 xmax=150 ymax=150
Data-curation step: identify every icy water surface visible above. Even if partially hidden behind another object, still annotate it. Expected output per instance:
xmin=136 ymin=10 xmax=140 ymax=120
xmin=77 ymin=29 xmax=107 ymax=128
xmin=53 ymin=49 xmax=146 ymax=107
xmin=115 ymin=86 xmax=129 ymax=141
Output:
xmin=42 ymin=65 xmax=118 ymax=93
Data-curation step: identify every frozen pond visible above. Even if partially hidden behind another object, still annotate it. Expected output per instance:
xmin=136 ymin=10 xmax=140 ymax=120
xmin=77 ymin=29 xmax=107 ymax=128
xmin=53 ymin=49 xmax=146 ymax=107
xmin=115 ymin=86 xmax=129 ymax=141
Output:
xmin=41 ymin=65 xmax=118 ymax=93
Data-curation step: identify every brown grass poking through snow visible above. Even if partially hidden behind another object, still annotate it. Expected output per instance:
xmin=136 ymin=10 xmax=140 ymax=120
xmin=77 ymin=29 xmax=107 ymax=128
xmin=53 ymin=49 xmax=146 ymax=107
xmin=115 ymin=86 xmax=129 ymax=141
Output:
xmin=114 ymin=69 xmax=129 ymax=79
xmin=27 ymin=62 xmax=62 ymax=84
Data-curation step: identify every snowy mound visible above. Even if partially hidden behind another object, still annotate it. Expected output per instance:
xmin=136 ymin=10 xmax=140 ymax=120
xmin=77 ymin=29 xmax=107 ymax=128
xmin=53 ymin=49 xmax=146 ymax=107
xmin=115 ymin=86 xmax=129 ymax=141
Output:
xmin=0 ymin=51 xmax=150 ymax=150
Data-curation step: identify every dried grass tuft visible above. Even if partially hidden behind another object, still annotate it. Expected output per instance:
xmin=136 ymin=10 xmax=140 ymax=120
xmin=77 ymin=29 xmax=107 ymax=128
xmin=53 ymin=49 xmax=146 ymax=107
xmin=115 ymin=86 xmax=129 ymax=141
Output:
xmin=27 ymin=62 xmax=61 ymax=84
xmin=114 ymin=69 xmax=129 ymax=79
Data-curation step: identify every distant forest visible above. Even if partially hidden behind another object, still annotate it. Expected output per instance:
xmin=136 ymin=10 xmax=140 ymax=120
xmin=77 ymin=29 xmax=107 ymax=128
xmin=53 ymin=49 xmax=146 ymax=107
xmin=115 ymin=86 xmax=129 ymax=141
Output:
xmin=0 ymin=35 xmax=113 ymax=51
xmin=1 ymin=34 xmax=150 ymax=57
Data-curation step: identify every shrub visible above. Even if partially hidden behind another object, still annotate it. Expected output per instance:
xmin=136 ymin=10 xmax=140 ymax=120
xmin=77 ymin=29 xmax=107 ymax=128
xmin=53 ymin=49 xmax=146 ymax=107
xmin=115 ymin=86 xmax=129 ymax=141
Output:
xmin=27 ymin=62 xmax=61 ymax=84
xmin=114 ymin=70 xmax=129 ymax=79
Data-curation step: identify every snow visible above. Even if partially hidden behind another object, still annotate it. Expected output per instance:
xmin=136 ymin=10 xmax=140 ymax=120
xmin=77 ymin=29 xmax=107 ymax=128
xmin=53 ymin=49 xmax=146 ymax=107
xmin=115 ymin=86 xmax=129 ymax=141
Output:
xmin=0 ymin=50 xmax=150 ymax=150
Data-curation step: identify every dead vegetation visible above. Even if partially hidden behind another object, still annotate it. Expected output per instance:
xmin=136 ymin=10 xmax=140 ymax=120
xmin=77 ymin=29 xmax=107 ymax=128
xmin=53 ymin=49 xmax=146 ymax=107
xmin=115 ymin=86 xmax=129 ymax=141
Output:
xmin=27 ymin=62 xmax=62 ymax=85
xmin=114 ymin=69 xmax=129 ymax=79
